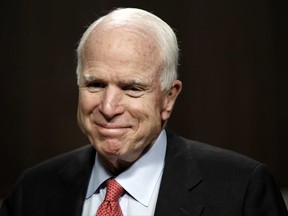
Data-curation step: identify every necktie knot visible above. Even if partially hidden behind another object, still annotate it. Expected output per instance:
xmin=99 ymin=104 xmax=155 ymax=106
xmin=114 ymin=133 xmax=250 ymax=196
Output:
xmin=105 ymin=179 xmax=124 ymax=202
xmin=96 ymin=178 xmax=124 ymax=216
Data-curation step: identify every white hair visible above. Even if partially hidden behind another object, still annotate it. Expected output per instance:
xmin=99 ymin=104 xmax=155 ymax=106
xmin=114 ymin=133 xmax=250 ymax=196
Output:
xmin=76 ymin=8 xmax=179 ymax=90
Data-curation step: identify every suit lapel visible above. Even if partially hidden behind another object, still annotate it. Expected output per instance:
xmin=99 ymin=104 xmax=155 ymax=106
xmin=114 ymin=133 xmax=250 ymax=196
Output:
xmin=44 ymin=146 xmax=96 ymax=216
xmin=154 ymin=131 xmax=204 ymax=216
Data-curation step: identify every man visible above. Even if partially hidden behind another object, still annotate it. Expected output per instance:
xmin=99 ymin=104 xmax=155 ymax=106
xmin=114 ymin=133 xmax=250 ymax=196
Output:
xmin=0 ymin=7 xmax=287 ymax=216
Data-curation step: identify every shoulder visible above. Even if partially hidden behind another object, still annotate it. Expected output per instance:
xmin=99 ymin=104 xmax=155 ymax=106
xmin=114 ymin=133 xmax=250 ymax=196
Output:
xmin=166 ymin=129 xmax=263 ymax=176
xmin=0 ymin=145 xmax=96 ymax=215
xmin=15 ymin=145 xmax=95 ymax=190
xmin=27 ymin=145 xmax=95 ymax=174
xmin=163 ymin=130 xmax=288 ymax=215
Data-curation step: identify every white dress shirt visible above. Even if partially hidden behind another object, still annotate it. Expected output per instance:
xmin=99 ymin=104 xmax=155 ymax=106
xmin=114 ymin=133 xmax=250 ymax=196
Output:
xmin=82 ymin=130 xmax=167 ymax=216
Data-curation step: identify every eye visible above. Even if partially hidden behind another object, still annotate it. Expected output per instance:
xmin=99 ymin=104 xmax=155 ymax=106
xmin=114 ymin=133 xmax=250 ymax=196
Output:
xmin=123 ymin=85 xmax=141 ymax=91
xmin=87 ymin=81 xmax=105 ymax=88
xmin=122 ymin=85 xmax=145 ymax=97
xmin=85 ymin=81 xmax=106 ymax=92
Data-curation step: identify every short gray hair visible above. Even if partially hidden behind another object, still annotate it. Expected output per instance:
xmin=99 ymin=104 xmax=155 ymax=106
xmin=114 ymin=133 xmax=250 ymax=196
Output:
xmin=76 ymin=8 xmax=179 ymax=90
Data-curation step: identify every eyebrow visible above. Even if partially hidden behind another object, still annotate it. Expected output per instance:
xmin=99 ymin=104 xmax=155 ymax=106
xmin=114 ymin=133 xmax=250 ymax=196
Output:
xmin=82 ymin=74 xmax=149 ymax=86
xmin=123 ymin=78 xmax=148 ymax=86
xmin=82 ymin=74 xmax=99 ymax=82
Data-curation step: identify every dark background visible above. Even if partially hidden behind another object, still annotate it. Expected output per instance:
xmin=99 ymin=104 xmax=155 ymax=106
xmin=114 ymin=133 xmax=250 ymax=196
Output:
xmin=1 ymin=0 xmax=287 ymax=198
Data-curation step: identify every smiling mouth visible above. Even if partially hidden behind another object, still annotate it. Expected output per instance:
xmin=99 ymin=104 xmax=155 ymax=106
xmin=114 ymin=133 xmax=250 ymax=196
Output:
xmin=96 ymin=122 xmax=130 ymax=129
xmin=95 ymin=122 xmax=131 ymax=135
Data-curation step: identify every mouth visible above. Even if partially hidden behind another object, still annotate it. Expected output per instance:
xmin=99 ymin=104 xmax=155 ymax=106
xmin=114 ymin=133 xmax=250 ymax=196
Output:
xmin=95 ymin=122 xmax=131 ymax=136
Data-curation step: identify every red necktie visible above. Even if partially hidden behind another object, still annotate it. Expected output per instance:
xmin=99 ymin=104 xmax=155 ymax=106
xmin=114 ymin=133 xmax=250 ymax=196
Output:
xmin=96 ymin=179 xmax=125 ymax=216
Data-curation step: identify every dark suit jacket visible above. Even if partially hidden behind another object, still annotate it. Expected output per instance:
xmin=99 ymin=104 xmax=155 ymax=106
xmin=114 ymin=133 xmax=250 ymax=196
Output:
xmin=1 ymin=131 xmax=287 ymax=216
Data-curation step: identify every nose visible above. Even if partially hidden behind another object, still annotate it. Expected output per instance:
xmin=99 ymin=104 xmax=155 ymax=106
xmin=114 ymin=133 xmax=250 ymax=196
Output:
xmin=98 ymin=86 xmax=124 ymax=120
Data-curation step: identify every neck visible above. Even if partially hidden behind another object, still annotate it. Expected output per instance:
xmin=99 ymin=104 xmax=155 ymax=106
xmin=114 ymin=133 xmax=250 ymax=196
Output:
xmin=99 ymin=142 xmax=154 ymax=175
xmin=99 ymin=155 xmax=133 ymax=176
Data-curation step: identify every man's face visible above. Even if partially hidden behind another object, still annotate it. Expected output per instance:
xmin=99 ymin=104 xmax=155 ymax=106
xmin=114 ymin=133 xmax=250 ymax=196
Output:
xmin=77 ymin=26 xmax=181 ymax=167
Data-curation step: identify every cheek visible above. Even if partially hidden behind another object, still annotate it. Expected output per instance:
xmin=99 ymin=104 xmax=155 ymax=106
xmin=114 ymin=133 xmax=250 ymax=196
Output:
xmin=134 ymin=98 xmax=163 ymax=124
xmin=77 ymin=93 xmax=101 ymax=138
xmin=79 ymin=93 xmax=98 ymax=114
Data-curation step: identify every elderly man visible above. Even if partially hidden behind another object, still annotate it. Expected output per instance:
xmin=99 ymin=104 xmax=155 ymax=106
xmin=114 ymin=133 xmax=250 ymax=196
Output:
xmin=0 ymin=7 xmax=287 ymax=216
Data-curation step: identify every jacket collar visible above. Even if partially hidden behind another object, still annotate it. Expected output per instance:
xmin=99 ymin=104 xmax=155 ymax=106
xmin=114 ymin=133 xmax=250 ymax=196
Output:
xmin=154 ymin=130 xmax=204 ymax=216
xmin=44 ymin=145 xmax=96 ymax=216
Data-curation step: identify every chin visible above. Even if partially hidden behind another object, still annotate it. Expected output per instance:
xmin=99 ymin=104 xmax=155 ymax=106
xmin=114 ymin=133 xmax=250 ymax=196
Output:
xmin=99 ymin=140 xmax=124 ymax=155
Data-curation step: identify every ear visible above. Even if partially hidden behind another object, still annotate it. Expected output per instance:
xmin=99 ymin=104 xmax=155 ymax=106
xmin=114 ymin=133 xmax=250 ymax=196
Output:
xmin=161 ymin=80 xmax=182 ymax=121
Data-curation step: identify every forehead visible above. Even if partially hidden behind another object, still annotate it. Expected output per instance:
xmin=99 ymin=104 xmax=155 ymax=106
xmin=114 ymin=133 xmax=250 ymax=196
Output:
xmin=82 ymin=24 xmax=163 ymax=72
xmin=79 ymin=25 xmax=165 ymax=88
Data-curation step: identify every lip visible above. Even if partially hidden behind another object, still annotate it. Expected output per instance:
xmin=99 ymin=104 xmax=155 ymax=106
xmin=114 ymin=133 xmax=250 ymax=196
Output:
xmin=96 ymin=122 xmax=130 ymax=129
xmin=95 ymin=122 xmax=131 ymax=136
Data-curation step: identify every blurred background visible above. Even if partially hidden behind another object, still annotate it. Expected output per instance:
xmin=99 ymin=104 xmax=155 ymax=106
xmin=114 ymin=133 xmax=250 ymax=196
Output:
xmin=0 ymin=0 xmax=287 ymax=203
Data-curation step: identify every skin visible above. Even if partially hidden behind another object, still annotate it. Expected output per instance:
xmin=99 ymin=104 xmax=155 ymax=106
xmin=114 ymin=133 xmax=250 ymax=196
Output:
xmin=77 ymin=23 xmax=182 ymax=174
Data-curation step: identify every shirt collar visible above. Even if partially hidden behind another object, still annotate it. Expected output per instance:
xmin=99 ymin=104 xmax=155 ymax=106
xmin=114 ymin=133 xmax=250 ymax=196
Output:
xmin=85 ymin=130 xmax=167 ymax=206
